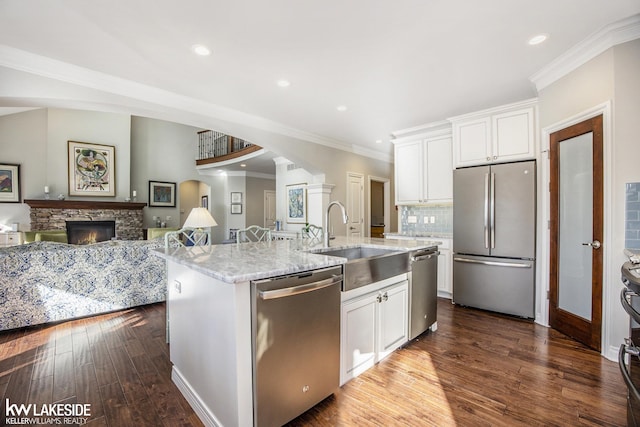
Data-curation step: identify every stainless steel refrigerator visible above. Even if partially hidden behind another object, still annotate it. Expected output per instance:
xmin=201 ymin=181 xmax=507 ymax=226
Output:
xmin=453 ymin=160 xmax=536 ymax=318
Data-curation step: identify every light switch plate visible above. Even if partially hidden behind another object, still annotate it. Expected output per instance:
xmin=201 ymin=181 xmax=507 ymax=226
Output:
xmin=408 ymin=215 xmax=417 ymax=224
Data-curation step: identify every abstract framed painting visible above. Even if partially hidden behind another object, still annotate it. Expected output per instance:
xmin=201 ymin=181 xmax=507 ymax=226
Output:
xmin=0 ymin=163 xmax=21 ymax=203
xmin=286 ymin=183 xmax=306 ymax=223
xmin=68 ymin=141 xmax=116 ymax=196
xmin=149 ymin=180 xmax=176 ymax=207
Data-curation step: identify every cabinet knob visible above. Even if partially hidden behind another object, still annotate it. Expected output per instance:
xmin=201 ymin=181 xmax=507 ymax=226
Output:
xmin=382 ymin=292 xmax=388 ymax=302
xmin=493 ymin=155 xmax=498 ymax=160
xmin=486 ymin=157 xmax=491 ymax=161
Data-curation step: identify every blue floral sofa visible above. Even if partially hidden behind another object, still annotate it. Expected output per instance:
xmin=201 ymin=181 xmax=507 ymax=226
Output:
xmin=0 ymin=238 xmax=167 ymax=331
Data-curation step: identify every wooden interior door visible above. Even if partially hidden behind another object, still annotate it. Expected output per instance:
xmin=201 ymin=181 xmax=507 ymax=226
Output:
xmin=549 ymin=115 xmax=603 ymax=351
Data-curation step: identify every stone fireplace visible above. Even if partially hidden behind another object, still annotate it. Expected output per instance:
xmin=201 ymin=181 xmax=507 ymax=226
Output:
xmin=25 ymin=200 xmax=146 ymax=240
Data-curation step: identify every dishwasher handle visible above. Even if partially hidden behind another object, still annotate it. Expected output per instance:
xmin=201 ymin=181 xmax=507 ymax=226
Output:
xmin=258 ymin=274 xmax=343 ymax=300
xmin=411 ymin=251 xmax=440 ymax=262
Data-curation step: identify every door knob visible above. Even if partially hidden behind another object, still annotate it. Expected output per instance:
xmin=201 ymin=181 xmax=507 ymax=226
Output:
xmin=582 ymin=240 xmax=601 ymax=249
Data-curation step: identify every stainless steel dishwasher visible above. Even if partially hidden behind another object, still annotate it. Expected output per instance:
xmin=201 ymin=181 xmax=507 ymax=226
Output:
xmin=251 ymin=266 xmax=342 ymax=427
xmin=408 ymin=248 xmax=439 ymax=339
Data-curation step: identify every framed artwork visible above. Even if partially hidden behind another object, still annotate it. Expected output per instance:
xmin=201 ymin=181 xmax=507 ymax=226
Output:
xmin=231 ymin=204 xmax=242 ymax=214
xmin=149 ymin=180 xmax=176 ymax=207
xmin=231 ymin=192 xmax=242 ymax=204
xmin=286 ymin=183 xmax=307 ymax=223
xmin=68 ymin=141 xmax=116 ymax=196
xmin=0 ymin=163 xmax=21 ymax=203
xmin=201 ymin=195 xmax=209 ymax=209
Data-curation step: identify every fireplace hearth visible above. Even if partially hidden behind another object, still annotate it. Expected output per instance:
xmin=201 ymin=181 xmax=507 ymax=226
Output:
xmin=66 ymin=220 xmax=116 ymax=245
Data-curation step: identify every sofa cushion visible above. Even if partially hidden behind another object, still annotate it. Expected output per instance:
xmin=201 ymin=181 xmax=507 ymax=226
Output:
xmin=35 ymin=232 xmax=68 ymax=243
xmin=24 ymin=230 xmax=67 ymax=243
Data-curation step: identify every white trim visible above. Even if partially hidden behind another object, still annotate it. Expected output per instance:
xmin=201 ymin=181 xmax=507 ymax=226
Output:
xmin=391 ymin=120 xmax=451 ymax=139
xmin=447 ymin=98 xmax=538 ymax=123
xmin=172 ymin=366 xmax=220 ymax=427
xmin=539 ymin=101 xmax=613 ymax=360
xmin=391 ymin=127 xmax=452 ymax=144
xmin=0 ymin=44 xmax=391 ymax=163
xmin=367 ymin=175 xmax=391 ymax=237
xmin=531 ymin=14 xmax=640 ymax=91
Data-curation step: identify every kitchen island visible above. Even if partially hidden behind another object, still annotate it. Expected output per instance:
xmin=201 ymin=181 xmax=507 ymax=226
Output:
xmin=153 ymin=236 xmax=439 ymax=427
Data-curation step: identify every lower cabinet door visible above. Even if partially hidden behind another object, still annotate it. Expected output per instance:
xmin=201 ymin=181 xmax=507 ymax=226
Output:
xmin=341 ymin=294 xmax=377 ymax=385
xmin=377 ymin=281 xmax=408 ymax=361
xmin=340 ymin=280 xmax=409 ymax=385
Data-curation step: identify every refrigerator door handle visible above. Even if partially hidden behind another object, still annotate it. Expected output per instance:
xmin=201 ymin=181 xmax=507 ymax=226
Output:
xmin=484 ymin=173 xmax=490 ymax=249
xmin=490 ymin=172 xmax=496 ymax=249
xmin=454 ymin=257 xmax=532 ymax=268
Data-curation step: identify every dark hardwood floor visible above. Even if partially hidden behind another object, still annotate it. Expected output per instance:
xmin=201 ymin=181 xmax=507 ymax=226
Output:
xmin=0 ymin=299 xmax=626 ymax=426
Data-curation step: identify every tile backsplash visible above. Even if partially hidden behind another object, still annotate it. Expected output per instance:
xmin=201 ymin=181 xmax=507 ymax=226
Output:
xmin=626 ymin=183 xmax=640 ymax=249
xmin=400 ymin=204 xmax=453 ymax=235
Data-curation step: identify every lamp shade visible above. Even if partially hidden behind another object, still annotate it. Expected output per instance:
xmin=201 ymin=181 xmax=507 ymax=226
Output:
xmin=183 ymin=207 xmax=218 ymax=228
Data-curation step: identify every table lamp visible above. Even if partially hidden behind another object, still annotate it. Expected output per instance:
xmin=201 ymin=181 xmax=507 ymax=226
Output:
xmin=183 ymin=207 xmax=218 ymax=245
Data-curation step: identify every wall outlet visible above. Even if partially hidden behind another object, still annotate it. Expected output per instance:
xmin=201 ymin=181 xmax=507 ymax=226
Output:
xmin=407 ymin=215 xmax=418 ymax=224
xmin=423 ymin=216 xmax=429 ymax=224
xmin=430 ymin=216 xmax=436 ymax=224
xmin=166 ymin=216 xmax=172 ymax=221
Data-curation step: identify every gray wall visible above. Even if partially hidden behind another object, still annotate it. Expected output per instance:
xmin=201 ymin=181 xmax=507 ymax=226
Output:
xmin=0 ymin=108 xmax=132 ymax=229
xmin=538 ymin=38 xmax=640 ymax=357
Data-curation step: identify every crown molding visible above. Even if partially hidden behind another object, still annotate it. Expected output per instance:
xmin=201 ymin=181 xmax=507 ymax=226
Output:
xmin=391 ymin=119 xmax=451 ymax=140
xmin=0 ymin=45 xmax=390 ymax=162
xmin=530 ymin=13 xmax=640 ymax=91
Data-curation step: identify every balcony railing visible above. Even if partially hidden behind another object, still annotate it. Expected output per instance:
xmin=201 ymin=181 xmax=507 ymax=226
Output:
xmin=196 ymin=130 xmax=261 ymax=166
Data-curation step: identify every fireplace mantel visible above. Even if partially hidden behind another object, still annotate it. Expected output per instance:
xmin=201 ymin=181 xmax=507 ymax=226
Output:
xmin=24 ymin=199 xmax=147 ymax=210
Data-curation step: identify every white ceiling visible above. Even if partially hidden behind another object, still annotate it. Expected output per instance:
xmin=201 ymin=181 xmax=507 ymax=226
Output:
xmin=0 ymin=0 xmax=638 ymax=163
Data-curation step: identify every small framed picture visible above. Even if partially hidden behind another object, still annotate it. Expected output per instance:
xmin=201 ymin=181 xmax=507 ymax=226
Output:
xmin=286 ymin=183 xmax=307 ymax=223
xmin=201 ymin=195 xmax=209 ymax=209
xmin=149 ymin=180 xmax=176 ymax=207
xmin=0 ymin=163 xmax=21 ymax=203
xmin=231 ymin=192 xmax=242 ymax=204
xmin=68 ymin=141 xmax=116 ymax=196
xmin=231 ymin=204 xmax=242 ymax=214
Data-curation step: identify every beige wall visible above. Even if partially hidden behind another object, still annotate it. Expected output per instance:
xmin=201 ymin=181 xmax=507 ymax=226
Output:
xmin=246 ymin=176 xmax=275 ymax=228
xmin=538 ymin=39 xmax=640 ymax=357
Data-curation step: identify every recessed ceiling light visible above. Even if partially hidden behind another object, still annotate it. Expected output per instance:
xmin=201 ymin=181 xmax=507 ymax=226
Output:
xmin=240 ymin=163 xmax=246 ymax=168
xmin=192 ymin=44 xmax=211 ymax=56
xmin=528 ymin=34 xmax=548 ymax=46
xmin=375 ymin=139 xmax=382 ymax=144
xmin=336 ymin=105 xmax=348 ymax=112
xmin=277 ymin=79 xmax=291 ymax=88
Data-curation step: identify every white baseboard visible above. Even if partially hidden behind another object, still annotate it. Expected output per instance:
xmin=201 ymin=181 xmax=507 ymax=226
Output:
xmin=172 ymin=366 xmax=221 ymax=427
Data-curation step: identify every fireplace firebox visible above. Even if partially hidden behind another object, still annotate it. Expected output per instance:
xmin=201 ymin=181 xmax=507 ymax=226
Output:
xmin=66 ymin=220 xmax=116 ymax=245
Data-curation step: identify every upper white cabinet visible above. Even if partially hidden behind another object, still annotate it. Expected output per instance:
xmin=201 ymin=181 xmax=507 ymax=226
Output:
xmin=393 ymin=129 xmax=453 ymax=205
xmin=450 ymin=99 xmax=537 ymax=168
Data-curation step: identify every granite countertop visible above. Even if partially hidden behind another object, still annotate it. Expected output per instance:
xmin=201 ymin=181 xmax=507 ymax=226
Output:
xmin=153 ymin=236 xmax=441 ymax=284
xmin=384 ymin=232 xmax=453 ymax=239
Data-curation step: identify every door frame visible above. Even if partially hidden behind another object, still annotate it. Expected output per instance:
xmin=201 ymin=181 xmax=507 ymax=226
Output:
xmin=368 ymin=175 xmax=391 ymax=237
xmin=539 ymin=101 xmax=612 ymax=357
xmin=346 ymin=172 xmax=365 ymax=237
xmin=549 ymin=115 xmax=603 ymax=351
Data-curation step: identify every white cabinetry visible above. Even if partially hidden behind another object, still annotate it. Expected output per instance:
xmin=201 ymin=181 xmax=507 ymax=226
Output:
xmin=450 ymin=99 xmax=537 ymax=168
xmin=436 ymin=238 xmax=452 ymax=298
xmin=0 ymin=231 xmax=22 ymax=246
xmin=340 ymin=275 xmax=408 ymax=385
xmin=394 ymin=130 xmax=453 ymax=205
